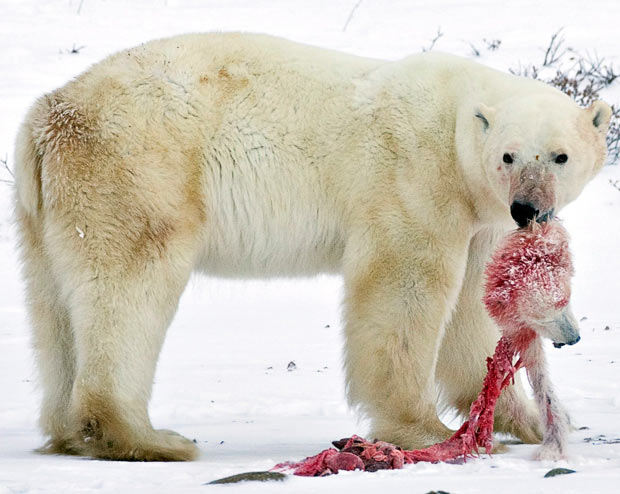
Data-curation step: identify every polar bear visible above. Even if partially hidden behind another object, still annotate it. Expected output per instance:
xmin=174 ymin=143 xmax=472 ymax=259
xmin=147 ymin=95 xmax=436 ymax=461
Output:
xmin=14 ymin=33 xmax=611 ymax=461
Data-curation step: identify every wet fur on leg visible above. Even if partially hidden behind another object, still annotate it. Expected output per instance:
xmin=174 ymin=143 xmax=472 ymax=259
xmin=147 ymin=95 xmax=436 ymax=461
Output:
xmin=66 ymin=396 xmax=199 ymax=461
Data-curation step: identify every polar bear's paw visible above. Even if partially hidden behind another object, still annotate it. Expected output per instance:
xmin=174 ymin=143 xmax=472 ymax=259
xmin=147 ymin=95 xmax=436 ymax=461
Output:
xmin=36 ymin=437 xmax=83 ymax=456
xmin=65 ymin=416 xmax=199 ymax=461
xmin=505 ymin=419 xmax=544 ymax=445
xmin=90 ymin=429 xmax=198 ymax=462
xmin=130 ymin=429 xmax=200 ymax=462
xmin=371 ymin=417 xmax=454 ymax=450
xmin=87 ymin=429 xmax=198 ymax=461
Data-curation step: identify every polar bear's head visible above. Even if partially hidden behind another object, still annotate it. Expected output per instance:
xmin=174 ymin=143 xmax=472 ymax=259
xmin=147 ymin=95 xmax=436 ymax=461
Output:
xmin=473 ymin=93 xmax=611 ymax=227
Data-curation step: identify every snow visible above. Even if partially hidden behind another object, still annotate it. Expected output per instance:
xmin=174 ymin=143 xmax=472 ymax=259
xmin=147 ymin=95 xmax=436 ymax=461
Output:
xmin=1 ymin=1 xmax=619 ymax=492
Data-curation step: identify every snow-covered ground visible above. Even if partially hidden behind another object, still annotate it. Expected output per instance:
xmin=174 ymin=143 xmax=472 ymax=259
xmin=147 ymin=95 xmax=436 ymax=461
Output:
xmin=1 ymin=1 xmax=620 ymax=492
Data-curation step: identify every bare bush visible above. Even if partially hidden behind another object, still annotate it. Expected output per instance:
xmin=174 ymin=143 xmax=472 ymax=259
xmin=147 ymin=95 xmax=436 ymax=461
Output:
xmin=469 ymin=42 xmax=481 ymax=57
xmin=483 ymin=38 xmax=502 ymax=51
xmin=0 ymin=154 xmax=14 ymax=185
xmin=469 ymin=37 xmax=502 ymax=57
xmin=60 ymin=43 xmax=85 ymax=55
xmin=511 ymin=30 xmax=620 ymax=164
xmin=542 ymin=28 xmax=567 ymax=67
xmin=422 ymin=27 xmax=444 ymax=52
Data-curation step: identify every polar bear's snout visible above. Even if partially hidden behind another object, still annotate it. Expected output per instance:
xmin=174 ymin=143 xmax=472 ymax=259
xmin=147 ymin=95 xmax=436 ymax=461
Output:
xmin=508 ymin=165 xmax=556 ymax=227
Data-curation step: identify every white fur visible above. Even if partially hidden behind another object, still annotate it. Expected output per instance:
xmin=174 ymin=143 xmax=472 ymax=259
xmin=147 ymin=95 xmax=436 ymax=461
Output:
xmin=13 ymin=33 xmax=610 ymax=460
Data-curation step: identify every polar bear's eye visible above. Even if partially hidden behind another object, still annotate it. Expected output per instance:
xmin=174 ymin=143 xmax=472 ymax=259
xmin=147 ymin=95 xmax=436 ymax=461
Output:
xmin=555 ymin=154 xmax=568 ymax=164
xmin=502 ymin=153 xmax=513 ymax=164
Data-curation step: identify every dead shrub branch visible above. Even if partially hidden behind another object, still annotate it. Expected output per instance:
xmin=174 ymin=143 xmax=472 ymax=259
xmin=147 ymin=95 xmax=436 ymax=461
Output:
xmin=511 ymin=31 xmax=620 ymax=164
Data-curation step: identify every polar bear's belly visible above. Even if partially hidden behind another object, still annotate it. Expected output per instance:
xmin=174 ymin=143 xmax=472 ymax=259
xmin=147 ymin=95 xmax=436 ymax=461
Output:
xmin=197 ymin=139 xmax=345 ymax=277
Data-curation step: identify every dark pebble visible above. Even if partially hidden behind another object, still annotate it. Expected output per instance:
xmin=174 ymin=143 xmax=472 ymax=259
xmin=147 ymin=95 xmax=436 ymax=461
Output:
xmin=206 ymin=471 xmax=287 ymax=484
xmin=544 ymin=468 xmax=576 ymax=478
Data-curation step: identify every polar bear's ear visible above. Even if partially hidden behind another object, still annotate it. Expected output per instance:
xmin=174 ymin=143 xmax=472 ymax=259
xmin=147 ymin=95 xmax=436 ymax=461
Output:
xmin=475 ymin=104 xmax=495 ymax=132
xmin=588 ymin=100 xmax=612 ymax=132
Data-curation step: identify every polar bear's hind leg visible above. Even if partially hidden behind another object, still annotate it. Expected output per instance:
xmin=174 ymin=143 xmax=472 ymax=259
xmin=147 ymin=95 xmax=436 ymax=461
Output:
xmin=15 ymin=93 xmax=203 ymax=461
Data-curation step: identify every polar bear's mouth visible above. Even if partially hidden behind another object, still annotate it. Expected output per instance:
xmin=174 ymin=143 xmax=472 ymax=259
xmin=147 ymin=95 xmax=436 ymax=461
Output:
xmin=536 ymin=209 xmax=555 ymax=223
xmin=510 ymin=201 xmax=554 ymax=227
xmin=553 ymin=338 xmax=580 ymax=349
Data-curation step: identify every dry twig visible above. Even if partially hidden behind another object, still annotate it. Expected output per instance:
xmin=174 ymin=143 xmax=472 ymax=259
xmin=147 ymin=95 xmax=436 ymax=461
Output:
xmin=0 ymin=154 xmax=14 ymax=185
xmin=342 ymin=0 xmax=363 ymax=32
xmin=542 ymin=28 xmax=567 ymax=67
xmin=422 ymin=27 xmax=444 ymax=52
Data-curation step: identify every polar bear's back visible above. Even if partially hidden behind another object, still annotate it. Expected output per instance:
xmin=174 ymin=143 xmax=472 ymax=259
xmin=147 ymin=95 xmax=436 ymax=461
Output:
xmin=31 ymin=34 xmax=384 ymax=277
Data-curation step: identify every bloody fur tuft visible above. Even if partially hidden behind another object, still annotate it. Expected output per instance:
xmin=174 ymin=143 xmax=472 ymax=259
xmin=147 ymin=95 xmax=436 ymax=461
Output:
xmin=484 ymin=222 xmax=573 ymax=333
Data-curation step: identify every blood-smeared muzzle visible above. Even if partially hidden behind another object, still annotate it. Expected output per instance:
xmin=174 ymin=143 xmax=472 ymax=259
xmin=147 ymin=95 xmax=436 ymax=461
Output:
xmin=510 ymin=166 xmax=556 ymax=228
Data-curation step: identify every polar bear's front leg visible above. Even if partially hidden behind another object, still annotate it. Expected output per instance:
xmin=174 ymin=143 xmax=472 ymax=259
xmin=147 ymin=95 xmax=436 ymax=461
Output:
xmin=342 ymin=232 xmax=468 ymax=449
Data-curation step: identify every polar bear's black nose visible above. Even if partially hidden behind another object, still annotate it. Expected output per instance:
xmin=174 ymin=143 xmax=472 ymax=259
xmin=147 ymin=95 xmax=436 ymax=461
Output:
xmin=510 ymin=201 xmax=539 ymax=228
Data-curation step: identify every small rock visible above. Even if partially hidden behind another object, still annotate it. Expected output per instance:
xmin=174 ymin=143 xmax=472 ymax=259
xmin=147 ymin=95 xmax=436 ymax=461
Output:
xmin=425 ymin=491 xmax=451 ymax=494
xmin=578 ymin=426 xmax=590 ymax=431
xmin=544 ymin=467 xmax=576 ymax=478
xmin=206 ymin=471 xmax=287 ymax=484
xmin=287 ymin=361 xmax=297 ymax=371
xmin=604 ymin=326 xmax=611 ymax=331
xmin=580 ymin=316 xmax=588 ymax=322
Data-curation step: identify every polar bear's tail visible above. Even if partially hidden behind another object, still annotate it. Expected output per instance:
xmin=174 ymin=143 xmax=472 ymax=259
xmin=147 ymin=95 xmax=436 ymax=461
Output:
xmin=14 ymin=95 xmax=51 ymax=217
